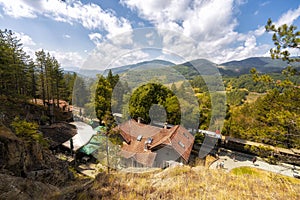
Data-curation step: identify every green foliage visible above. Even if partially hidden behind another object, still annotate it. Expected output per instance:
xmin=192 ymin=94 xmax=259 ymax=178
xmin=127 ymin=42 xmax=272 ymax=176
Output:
xmin=227 ymin=89 xmax=248 ymax=106
xmin=11 ymin=117 xmax=48 ymax=146
xmin=265 ymin=18 xmax=300 ymax=63
xmin=245 ymin=145 xmax=273 ymax=158
xmin=265 ymin=155 xmax=277 ymax=165
xmin=196 ymin=92 xmax=212 ymax=130
xmin=95 ymin=75 xmax=112 ymax=123
xmin=63 ymin=72 xmax=77 ymax=103
xmin=190 ymin=76 xmax=208 ymax=92
xmin=231 ymin=167 xmax=261 ymax=176
xmin=92 ymin=71 xmax=129 ymax=124
xmin=72 ymin=75 xmax=89 ymax=107
xmin=35 ymin=50 xmax=67 ymax=107
xmin=194 ymin=132 xmax=205 ymax=144
xmin=257 ymin=19 xmax=300 ymax=92
xmin=108 ymin=130 xmax=123 ymax=146
xmin=228 ymin=88 xmax=300 ymax=148
xmin=0 ymin=29 xmax=73 ymax=108
xmin=225 ymin=74 xmax=274 ymax=93
xmin=107 ymin=69 xmax=119 ymax=89
xmin=0 ymin=29 xmax=34 ymax=98
xmin=129 ymin=83 xmax=181 ymax=124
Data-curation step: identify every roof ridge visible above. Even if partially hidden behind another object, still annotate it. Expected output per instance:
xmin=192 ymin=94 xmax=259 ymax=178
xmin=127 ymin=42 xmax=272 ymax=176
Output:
xmin=149 ymin=125 xmax=179 ymax=149
xmin=169 ymin=125 xmax=180 ymax=139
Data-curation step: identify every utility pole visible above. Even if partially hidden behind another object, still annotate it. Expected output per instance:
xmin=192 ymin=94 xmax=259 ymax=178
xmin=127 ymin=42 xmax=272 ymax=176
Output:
xmin=106 ymin=131 xmax=110 ymax=174
xmin=102 ymin=119 xmax=111 ymax=174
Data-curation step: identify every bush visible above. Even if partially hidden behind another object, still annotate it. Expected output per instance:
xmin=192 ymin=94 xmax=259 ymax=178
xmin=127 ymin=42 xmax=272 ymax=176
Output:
xmin=265 ymin=155 xmax=277 ymax=165
xmin=11 ymin=117 xmax=48 ymax=146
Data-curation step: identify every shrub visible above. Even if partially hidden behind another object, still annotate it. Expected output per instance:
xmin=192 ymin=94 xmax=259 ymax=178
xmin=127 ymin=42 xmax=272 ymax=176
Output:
xmin=11 ymin=117 xmax=48 ymax=146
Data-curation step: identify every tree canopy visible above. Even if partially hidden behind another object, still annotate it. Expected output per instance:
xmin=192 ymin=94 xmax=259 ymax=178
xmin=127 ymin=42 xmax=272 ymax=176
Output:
xmin=129 ymin=83 xmax=181 ymax=124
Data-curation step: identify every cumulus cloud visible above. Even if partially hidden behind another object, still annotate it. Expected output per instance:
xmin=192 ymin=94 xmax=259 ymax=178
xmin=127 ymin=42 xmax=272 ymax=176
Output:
xmin=121 ymin=0 xmax=236 ymax=42
xmin=276 ymin=5 xmax=300 ymax=26
xmin=119 ymin=0 xmax=300 ymax=63
xmin=3 ymin=0 xmax=300 ymax=68
xmin=48 ymin=50 xmax=85 ymax=68
xmin=0 ymin=0 xmax=37 ymax=18
xmin=120 ymin=0 xmax=268 ymax=63
xmin=14 ymin=32 xmax=36 ymax=46
xmin=10 ymin=32 xmax=84 ymax=69
xmin=0 ymin=0 xmax=132 ymax=38
xmin=88 ymin=32 xmax=103 ymax=45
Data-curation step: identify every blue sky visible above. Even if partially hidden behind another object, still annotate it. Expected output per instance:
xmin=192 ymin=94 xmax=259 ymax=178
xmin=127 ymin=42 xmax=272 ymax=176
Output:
xmin=0 ymin=0 xmax=299 ymax=70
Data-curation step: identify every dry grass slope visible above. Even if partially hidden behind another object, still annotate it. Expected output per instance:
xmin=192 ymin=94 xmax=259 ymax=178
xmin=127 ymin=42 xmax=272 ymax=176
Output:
xmin=76 ymin=166 xmax=300 ymax=200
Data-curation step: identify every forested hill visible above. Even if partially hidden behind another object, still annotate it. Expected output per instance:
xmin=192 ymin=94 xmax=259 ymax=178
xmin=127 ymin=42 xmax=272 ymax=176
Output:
xmin=219 ymin=57 xmax=300 ymax=74
xmin=175 ymin=57 xmax=299 ymax=79
xmin=90 ymin=57 xmax=297 ymax=80
xmin=63 ymin=57 xmax=295 ymax=79
xmin=104 ymin=59 xmax=175 ymax=75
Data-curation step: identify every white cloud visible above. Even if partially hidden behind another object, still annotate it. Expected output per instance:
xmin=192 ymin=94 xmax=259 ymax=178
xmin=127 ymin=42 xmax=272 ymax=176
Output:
xmin=63 ymin=34 xmax=71 ymax=39
xmin=0 ymin=0 xmax=132 ymax=38
xmin=3 ymin=0 xmax=298 ymax=68
xmin=14 ymin=32 xmax=36 ymax=46
xmin=49 ymin=50 xmax=85 ymax=68
xmin=11 ymin=31 xmax=85 ymax=68
xmin=119 ymin=0 xmax=281 ymax=64
xmin=260 ymin=1 xmax=270 ymax=7
xmin=121 ymin=0 xmax=236 ymax=42
xmin=42 ymin=0 xmax=132 ymax=37
xmin=253 ymin=26 xmax=265 ymax=36
xmin=82 ymin=41 xmax=134 ymax=70
xmin=120 ymin=0 xmax=261 ymax=63
xmin=276 ymin=6 xmax=300 ymax=26
xmin=88 ymin=32 xmax=103 ymax=45
xmin=0 ymin=0 xmax=37 ymax=18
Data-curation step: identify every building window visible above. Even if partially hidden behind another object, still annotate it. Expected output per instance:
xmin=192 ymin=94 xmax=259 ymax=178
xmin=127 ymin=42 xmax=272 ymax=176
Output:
xmin=183 ymin=132 xmax=189 ymax=139
xmin=178 ymin=141 xmax=185 ymax=148
xmin=146 ymin=137 xmax=153 ymax=144
xmin=137 ymin=135 xmax=143 ymax=141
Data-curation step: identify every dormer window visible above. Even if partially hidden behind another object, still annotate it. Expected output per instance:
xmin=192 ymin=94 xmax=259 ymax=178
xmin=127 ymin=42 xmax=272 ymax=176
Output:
xmin=178 ymin=141 xmax=185 ymax=148
xmin=146 ymin=137 xmax=153 ymax=144
xmin=137 ymin=135 xmax=143 ymax=141
xmin=183 ymin=132 xmax=189 ymax=139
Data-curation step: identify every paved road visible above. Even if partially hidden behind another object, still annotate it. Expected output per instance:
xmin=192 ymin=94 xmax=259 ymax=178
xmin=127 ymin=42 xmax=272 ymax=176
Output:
xmin=209 ymin=150 xmax=299 ymax=178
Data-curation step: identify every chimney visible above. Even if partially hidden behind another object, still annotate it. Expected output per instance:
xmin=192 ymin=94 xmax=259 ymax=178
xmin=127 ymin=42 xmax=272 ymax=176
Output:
xmin=164 ymin=122 xmax=167 ymax=129
xmin=144 ymin=141 xmax=149 ymax=151
xmin=138 ymin=117 xmax=141 ymax=124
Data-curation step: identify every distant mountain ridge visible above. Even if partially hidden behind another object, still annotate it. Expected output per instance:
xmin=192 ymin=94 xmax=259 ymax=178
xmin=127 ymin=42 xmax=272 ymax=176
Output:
xmin=104 ymin=59 xmax=175 ymax=75
xmin=218 ymin=57 xmax=297 ymax=74
xmin=64 ymin=57 xmax=298 ymax=78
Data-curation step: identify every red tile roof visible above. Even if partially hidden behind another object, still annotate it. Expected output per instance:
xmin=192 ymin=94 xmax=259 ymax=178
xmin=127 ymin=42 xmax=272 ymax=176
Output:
xmin=117 ymin=120 xmax=194 ymax=165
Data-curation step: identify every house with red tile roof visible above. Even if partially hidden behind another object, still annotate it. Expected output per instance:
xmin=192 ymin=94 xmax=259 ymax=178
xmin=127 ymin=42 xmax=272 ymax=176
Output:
xmin=116 ymin=119 xmax=195 ymax=168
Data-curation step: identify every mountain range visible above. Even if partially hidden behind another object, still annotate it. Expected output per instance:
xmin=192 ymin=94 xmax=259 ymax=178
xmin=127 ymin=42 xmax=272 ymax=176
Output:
xmin=66 ymin=57 xmax=298 ymax=78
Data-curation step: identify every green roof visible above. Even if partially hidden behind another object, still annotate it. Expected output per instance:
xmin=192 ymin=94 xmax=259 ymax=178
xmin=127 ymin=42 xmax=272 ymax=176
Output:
xmin=79 ymin=134 xmax=106 ymax=155
xmin=93 ymin=126 xmax=106 ymax=133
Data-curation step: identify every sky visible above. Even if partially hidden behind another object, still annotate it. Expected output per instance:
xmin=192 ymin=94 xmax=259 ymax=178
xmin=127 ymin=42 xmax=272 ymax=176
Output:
xmin=0 ymin=0 xmax=300 ymax=71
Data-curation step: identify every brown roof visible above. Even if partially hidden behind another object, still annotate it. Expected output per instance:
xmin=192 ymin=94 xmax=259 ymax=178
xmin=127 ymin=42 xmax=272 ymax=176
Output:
xmin=120 ymin=150 xmax=157 ymax=167
xmin=116 ymin=120 xmax=161 ymax=142
xmin=117 ymin=120 xmax=194 ymax=165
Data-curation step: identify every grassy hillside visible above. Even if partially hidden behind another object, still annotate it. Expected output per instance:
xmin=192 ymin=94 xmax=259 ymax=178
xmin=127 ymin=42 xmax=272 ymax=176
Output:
xmin=58 ymin=166 xmax=300 ymax=200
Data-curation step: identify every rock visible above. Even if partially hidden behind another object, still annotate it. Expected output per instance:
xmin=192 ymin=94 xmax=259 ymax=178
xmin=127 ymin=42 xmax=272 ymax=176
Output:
xmin=0 ymin=173 xmax=59 ymax=200
xmin=40 ymin=122 xmax=77 ymax=148
xmin=0 ymin=124 xmax=73 ymax=186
